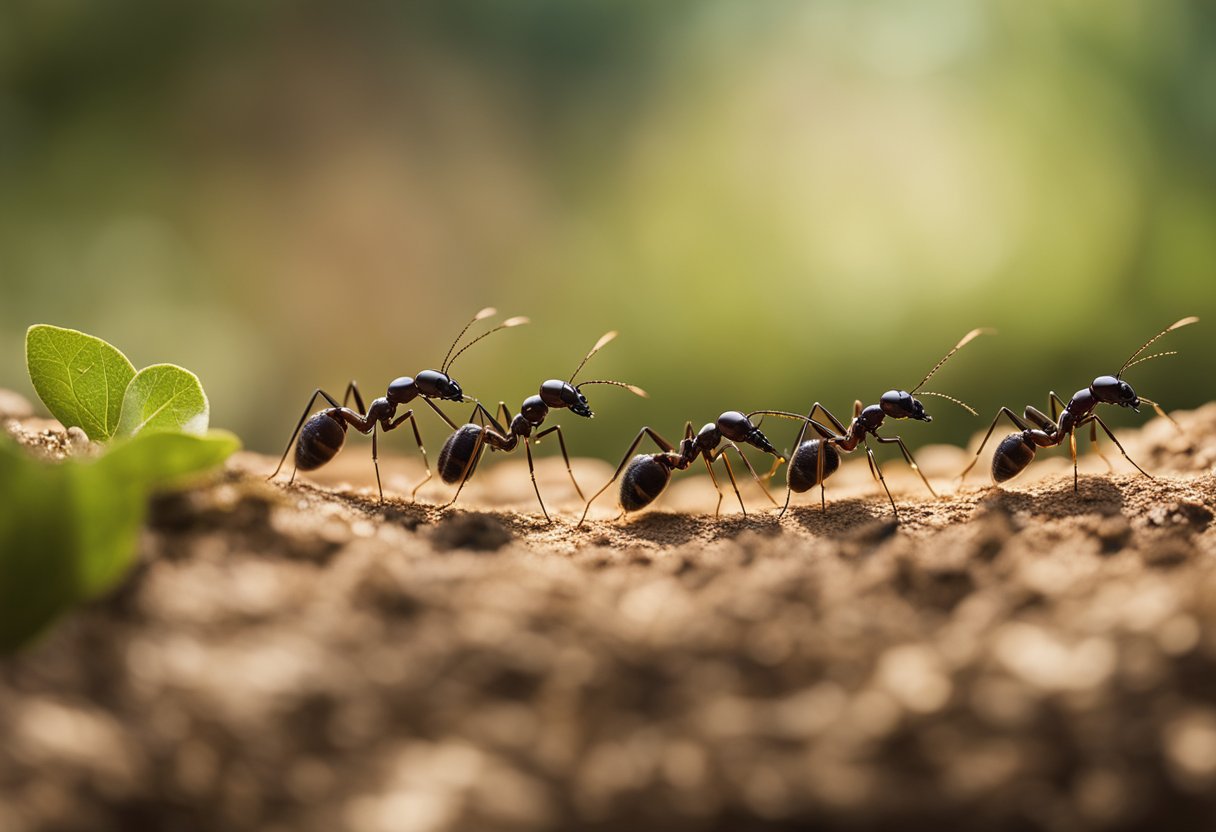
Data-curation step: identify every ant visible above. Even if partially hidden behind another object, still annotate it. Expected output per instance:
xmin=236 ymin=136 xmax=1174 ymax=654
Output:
xmin=578 ymin=411 xmax=785 ymax=524
xmin=959 ymin=316 xmax=1198 ymax=491
xmin=436 ymin=331 xmax=647 ymax=522
xmin=268 ymin=307 xmax=528 ymax=502
xmin=754 ymin=328 xmax=989 ymax=519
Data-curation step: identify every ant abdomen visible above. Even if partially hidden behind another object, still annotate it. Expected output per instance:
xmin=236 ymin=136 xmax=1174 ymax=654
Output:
xmin=296 ymin=412 xmax=347 ymax=472
xmin=992 ymin=433 xmax=1035 ymax=483
xmin=438 ymin=424 xmax=484 ymax=484
xmin=787 ymin=439 xmax=842 ymax=493
xmin=621 ymin=455 xmax=671 ymax=512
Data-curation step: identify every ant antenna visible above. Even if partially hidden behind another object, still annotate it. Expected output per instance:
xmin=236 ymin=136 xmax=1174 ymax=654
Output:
xmin=565 ymin=330 xmax=648 ymax=398
xmin=915 ymin=391 xmax=978 ymax=416
xmin=569 ymin=331 xmax=617 ymax=383
xmin=911 ymin=328 xmax=992 ymax=394
xmin=575 ymin=379 xmax=649 ymax=398
xmin=444 ymin=316 xmax=530 ymax=373
xmin=441 ymin=307 xmax=497 ymax=373
xmin=1118 ymin=316 xmax=1199 ymax=378
xmin=1121 ymin=351 xmax=1179 ymax=374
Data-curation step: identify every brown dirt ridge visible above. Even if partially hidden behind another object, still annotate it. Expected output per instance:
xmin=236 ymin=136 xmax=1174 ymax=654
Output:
xmin=3 ymin=397 xmax=1216 ymax=832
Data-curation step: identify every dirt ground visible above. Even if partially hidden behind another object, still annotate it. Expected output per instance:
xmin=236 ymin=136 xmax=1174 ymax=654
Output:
xmin=3 ymin=394 xmax=1216 ymax=832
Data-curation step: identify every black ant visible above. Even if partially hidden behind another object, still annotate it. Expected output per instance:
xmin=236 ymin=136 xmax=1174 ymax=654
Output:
xmin=754 ymin=328 xmax=989 ymax=519
xmin=959 ymin=316 xmax=1198 ymax=491
xmin=578 ymin=411 xmax=784 ymax=524
xmin=268 ymin=307 xmax=528 ymax=502
xmin=436 ymin=331 xmax=647 ymax=521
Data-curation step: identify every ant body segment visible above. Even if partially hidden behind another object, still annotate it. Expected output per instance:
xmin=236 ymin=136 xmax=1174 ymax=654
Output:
xmin=757 ymin=328 xmax=989 ymax=519
xmin=578 ymin=411 xmax=784 ymax=524
xmin=437 ymin=331 xmax=647 ymax=521
xmin=960 ymin=316 xmax=1198 ymax=490
xmin=268 ymin=307 xmax=528 ymax=502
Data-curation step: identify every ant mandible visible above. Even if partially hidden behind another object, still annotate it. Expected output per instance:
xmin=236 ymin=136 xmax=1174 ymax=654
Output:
xmin=436 ymin=331 xmax=647 ymax=522
xmin=754 ymin=328 xmax=989 ymax=519
xmin=578 ymin=411 xmax=784 ymax=525
xmin=959 ymin=316 xmax=1198 ymax=490
xmin=268 ymin=307 xmax=528 ymax=502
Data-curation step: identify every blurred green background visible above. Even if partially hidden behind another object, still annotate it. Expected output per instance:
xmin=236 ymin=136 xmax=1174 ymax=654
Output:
xmin=2 ymin=0 xmax=1213 ymax=460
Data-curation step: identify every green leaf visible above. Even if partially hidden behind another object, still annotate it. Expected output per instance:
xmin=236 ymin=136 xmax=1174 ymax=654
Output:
xmin=0 ymin=430 xmax=240 ymax=652
xmin=116 ymin=363 xmax=210 ymax=438
xmin=25 ymin=324 xmax=136 ymax=441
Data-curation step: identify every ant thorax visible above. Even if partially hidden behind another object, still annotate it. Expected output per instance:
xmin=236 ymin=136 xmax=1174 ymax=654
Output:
xmin=519 ymin=395 xmax=549 ymax=426
xmin=856 ymin=404 xmax=886 ymax=434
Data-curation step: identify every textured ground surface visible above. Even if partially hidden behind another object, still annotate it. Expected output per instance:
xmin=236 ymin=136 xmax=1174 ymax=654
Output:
xmin=3 ymin=395 xmax=1216 ymax=831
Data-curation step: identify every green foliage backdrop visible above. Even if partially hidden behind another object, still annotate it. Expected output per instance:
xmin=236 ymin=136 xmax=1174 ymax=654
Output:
xmin=1 ymin=1 xmax=1213 ymax=457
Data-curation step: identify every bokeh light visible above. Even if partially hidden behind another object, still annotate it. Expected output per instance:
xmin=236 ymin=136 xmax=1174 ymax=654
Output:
xmin=2 ymin=0 xmax=1213 ymax=459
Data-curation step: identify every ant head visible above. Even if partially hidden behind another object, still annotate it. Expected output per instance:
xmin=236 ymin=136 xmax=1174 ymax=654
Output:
xmin=718 ymin=410 xmax=780 ymax=455
xmin=1091 ymin=375 xmax=1139 ymax=410
xmin=880 ymin=390 xmax=931 ymax=422
xmin=715 ymin=411 xmax=754 ymax=443
xmin=540 ymin=379 xmax=592 ymax=417
xmin=415 ymin=369 xmax=464 ymax=402
xmin=559 ymin=331 xmax=647 ymax=419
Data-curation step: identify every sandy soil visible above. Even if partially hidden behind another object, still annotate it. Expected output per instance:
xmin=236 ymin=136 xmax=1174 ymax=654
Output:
xmin=2 ymin=395 xmax=1216 ymax=831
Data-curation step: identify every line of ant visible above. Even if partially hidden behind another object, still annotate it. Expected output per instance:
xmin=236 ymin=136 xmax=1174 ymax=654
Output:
xmin=271 ymin=314 xmax=1198 ymax=521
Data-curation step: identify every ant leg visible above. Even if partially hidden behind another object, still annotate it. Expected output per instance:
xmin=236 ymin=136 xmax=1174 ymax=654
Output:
xmin=535 ymin=425 xmax=585 ymax=501
xmin=701 ymin=452 xmax=726 ymax=517
xmin=721 ymin=442 xmax=779 ymax=506
xmin=1089 ymin=415 xmax=1153 ymax=480
xmin=578 ymin=427 xmax=676 ymax=526
xmin=1048 ymin=391 xmax=1067 ymax=423
xmin=388 ymin=412 xmax=435 ymax=499
xmin=368 ymin=409 xmax=431 ymax=500
xmin=523 ymin=438 xmax=551 ymax=522
xmin=270 ymin=389 xmax=343 ymax=482
xmin=873 ymin=434 xmax=937 ymax=498
xmin=421 ymin=397 xmax=459 ymax=430
xmin=1088 ymin=418 xmax=1114 ymax=472
xmin=1024 ymin=406 xmax=1056 ymax=432
xmin=371 ymin=424 xmax=384 ymax=502
xmin=720 ymin=452 xmax=747 ymax=517
xmin=815 ymin=435 xmax=838 ymax=514
xmin=343 ymin=381 xmax=366 ymax=413
xmin=1070 ymin=429 xmax=1079 ymax=492
xmin=465 ymin=401 xmax=505 ymax=432
xmin=863 ymin=438 xmax=899 ymax=517
xmin=817 ymin=404 xmax=848 ymax=435
xmin=959 ymin=408 xmax=1035 ymax=482
xmin=864 ymin=449 xmax=880 ymax=482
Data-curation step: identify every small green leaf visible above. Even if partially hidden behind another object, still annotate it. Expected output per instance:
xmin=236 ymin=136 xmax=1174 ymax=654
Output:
xmin=0 ymin=430 xmax=240 ymax=652
xmin=26 ymin=325 xmax=137 ymax=441
xmin=117 ymin=363 xmax=210 ymax=438
xmin=74 ymin=430 xmax=239 ymax=592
